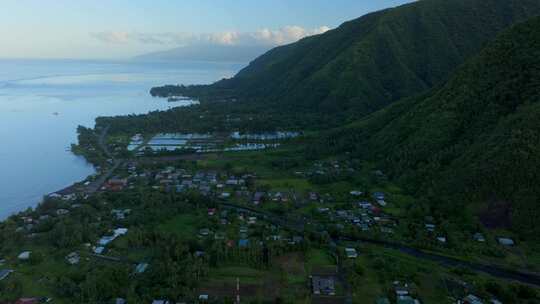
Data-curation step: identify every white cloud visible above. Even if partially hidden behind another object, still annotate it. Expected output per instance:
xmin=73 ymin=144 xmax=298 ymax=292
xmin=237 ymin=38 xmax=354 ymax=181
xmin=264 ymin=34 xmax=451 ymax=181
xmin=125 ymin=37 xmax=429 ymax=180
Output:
xmin=251 ymin=25 xmax=331 ymax=45
xmin=91 ymin=25 xmax=331 ymax=47
xmin=91 ymin=31 xmax=131 ymax=44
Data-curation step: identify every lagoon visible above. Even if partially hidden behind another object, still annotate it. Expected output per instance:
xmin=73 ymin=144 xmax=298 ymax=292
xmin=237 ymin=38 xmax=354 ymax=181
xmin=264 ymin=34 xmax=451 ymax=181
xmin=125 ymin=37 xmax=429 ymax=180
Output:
xmin=0 ymin=59 xmax=242 ymax=219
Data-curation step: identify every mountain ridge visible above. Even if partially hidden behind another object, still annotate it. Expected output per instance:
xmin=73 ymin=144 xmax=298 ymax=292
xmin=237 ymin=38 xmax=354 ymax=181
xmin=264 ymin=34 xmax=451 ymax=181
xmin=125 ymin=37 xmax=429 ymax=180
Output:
xmin=150 ymin=0 xmax=540 ymax=125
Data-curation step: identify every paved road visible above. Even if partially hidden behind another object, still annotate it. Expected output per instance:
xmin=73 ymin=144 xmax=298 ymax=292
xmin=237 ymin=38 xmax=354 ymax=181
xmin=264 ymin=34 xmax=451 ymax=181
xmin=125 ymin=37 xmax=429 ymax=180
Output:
xmin=85 ymin=125 xmax=123 ymax=194
xmin=97 ymin=125 xmax=113 ymax=159
xmin=218 ymin=202 xmax=540 ymax=287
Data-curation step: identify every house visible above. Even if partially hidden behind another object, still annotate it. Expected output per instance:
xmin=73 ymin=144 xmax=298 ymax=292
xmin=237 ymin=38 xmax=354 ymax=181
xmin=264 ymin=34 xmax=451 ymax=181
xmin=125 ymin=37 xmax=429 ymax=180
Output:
xmin=107 ymin=178 xmax=128 ymax=191
xmin=437 ymin=236 xmax=447 ymax=243
xmin=395 ymin=287 xmax=409 ymax=297
xmin=0 ymin=269 xmax=13 ymax=281
xmin=97 ymin=228 xmax=128 ymax=247
xmin=115 ymin=298 xmax=126 ymax=304
xmin=135 ymin=263 xmax=149 ymax=274
xmin=111 ymin=209 xmax=131 ymax=220
xmin=48 ymin=193 xmax=62 ymax=199
xmin=311 ymin=276 xmax=336 ymax=296
xmin=497 ymin=237 xmax=515 ymax=246
xmin=199 ymin=228 xmax=211 ymax=237
xmin=473 ymin=233 xmax=486 ymax=242
xmin=372 ymin=192 xmax=385 ymax=201
xmin=425 ymin=224 xmax=436 ymax=232
xmin=199 ymin=294 xmax=209 ymax=302
xmin=18 ymin=251 xmax=31 ymax=261
xmin=253 ymin=192 xmax=265 ymax=205
xmin=226 ymin=179 xmax=239 ymax=186
xmin=371 ymin=206 xmax=382 ymax=215
xmin=463 ymin=294 xmax=484 ymax=304
xmin=56 ymin=209 xmax=70 ymax=216
xmin=292 ymin=236 xmax=304 ymax=244
xmin=396 ymin=296 xmax=416 ymax=304
xmin=93 ymin=246 xmax=105 ymax=254
xmin=220 ymin=192 xmax=231 ymax=199
xmin=350 ymin=190 xmax=363 ymax=196
xmin=358 ymin=201 xmax=372 ymax=209
xmin=309 ymin=192 xmax=319 ymax=201
xmin=345 ymin=248 xmax=358 ymax=259
xmin=336 ymin=210 xmax=348 ymax=218
xmin=62 ymin=193 xmax=76 ymax=201
xmin=66 ymin=252 xmax=80 ymax=265
xmin=152 ymin=300 xmax=170 ymax=304
xmin=176 ymin=185 xmax=186 ymax=193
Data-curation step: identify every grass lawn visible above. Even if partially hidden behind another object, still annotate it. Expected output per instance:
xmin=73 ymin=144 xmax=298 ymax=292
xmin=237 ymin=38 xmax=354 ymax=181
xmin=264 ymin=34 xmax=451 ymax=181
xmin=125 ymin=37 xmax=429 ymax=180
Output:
xmin=12 ymin=255 xmax=74 ymax=304
xmin=256 ymin=178 xmax=312 ymax=192
xmin=203 ymin=259 xmax=310 ymax=302
xmin=209 ymin=265 xmax=267 ymax=284
xmin=306 ymin=249 xmax=335 ymax=274
xmin=158 ymin=213 xmax=204 ymax=240
xmin=351 ymin=255 xmax=385 ymax=303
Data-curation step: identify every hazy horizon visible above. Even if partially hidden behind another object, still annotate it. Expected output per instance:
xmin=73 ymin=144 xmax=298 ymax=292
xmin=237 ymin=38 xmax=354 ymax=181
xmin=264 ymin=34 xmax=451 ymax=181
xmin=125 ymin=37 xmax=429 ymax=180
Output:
xmin=0 ymin=0 xmax=414 ymax=60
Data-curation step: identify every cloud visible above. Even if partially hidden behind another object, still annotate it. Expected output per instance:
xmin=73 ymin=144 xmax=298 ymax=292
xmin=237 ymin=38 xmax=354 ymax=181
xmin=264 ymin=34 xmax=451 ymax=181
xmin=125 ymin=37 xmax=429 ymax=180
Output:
xmin=252 ymin=25 xmax=331 ymax=45
xmin=91 ymin=32 xmax=131 ymax=44
xmin=91 ymin=26 xmax=331 ymax=47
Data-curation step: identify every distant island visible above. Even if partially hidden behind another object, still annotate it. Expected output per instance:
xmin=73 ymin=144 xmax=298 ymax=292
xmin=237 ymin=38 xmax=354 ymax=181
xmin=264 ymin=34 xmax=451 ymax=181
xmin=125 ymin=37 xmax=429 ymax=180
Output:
xmin=134 ymin=44 xmax=271 ymax=63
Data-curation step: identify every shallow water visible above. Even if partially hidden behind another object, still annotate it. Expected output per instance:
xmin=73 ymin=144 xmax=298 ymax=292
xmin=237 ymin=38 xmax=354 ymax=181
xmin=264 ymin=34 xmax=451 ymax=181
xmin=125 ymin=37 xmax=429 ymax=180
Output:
xmin=0 ymin=59 xmax=242 ymax=219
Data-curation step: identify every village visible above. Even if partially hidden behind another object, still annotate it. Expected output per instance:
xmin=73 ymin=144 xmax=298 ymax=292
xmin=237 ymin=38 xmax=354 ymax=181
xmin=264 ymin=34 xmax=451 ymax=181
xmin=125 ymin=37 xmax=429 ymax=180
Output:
xmin=0 ymin=130 xmax=537 ymax=304
xmin=0 ymin=138 xmax=532 ymax=304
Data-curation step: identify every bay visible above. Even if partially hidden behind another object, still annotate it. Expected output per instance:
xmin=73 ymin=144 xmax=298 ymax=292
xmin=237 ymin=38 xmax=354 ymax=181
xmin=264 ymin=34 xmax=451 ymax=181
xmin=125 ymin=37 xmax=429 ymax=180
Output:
xmin=0 ymin=59 xmax=242 ymax=219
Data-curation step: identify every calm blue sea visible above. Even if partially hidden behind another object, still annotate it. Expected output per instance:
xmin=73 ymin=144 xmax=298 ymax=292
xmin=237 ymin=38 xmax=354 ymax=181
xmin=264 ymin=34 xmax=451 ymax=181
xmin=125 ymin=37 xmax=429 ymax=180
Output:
xmin=0 ymin=59 xmax=242 ymax=219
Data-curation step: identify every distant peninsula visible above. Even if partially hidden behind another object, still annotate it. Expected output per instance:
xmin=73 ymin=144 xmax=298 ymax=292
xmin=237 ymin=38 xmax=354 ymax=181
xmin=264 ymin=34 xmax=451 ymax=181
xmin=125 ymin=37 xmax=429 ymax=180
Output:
xmin=134 ymin=44 xmax=271 ymax=63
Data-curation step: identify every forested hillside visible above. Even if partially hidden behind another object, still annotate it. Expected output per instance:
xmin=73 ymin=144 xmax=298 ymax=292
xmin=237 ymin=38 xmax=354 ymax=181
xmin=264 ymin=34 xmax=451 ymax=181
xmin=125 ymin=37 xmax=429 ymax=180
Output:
xmin=150 ymin=0 xmax=540 ymax=125
xmin=96 ymin=1 xmax=540 ymax=239
xmin=313 ymin=16 xmax=540 ymax=239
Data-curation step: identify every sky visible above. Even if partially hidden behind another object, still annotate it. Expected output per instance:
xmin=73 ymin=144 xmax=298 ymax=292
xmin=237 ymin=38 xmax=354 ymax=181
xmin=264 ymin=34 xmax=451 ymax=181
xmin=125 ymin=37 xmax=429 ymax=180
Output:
xmin=0 ymin=0 xmax=415 ymax=59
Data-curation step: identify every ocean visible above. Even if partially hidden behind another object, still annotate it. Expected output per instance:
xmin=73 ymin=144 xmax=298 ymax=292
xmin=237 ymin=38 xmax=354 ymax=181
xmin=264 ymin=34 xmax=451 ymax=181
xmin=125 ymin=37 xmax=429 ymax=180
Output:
xmin=0 ymin=59 xmax=242 ymax=219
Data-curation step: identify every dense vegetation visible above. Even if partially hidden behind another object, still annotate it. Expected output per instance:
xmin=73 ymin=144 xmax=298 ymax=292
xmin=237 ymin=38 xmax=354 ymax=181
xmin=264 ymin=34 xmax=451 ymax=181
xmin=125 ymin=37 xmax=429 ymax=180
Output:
xmin=311 ymin=16 xmax=540 ymax=239
xmin=95 ymin=1 xmax=540 ymax=240
xmin=148 ymin=0 xmax=540 ymax=128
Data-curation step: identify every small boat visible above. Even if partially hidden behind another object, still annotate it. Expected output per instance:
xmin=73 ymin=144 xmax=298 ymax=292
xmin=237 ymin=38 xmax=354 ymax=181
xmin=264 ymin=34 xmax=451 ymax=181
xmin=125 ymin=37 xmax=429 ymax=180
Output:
xmin=53 ymin=112 xmax=59 ymax=116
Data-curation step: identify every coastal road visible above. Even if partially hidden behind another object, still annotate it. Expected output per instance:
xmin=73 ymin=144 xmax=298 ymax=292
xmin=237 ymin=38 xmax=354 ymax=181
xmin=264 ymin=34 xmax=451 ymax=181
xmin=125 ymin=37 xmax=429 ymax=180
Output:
xmin=98 ymin=125 xmax=114 ymax=159
xmin=85 ymin=125 xmax=123 ymax=194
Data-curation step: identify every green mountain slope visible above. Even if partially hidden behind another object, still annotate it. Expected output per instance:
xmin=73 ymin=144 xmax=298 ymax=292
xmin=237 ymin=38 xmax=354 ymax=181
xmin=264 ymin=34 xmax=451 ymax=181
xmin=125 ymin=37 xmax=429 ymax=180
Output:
xmin=315 ymin=16 xmax=540 ymax=238
xmin=151 ymin=0 xmax=540 ymax=124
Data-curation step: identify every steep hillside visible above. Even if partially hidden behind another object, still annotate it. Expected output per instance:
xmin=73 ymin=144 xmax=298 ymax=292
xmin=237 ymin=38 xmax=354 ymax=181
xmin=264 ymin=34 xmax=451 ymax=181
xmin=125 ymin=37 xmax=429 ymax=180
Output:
xmin=316 ymin=16 xmax=540 ymax=238
xmin=151 ymin=0 xmax=540 ymax=123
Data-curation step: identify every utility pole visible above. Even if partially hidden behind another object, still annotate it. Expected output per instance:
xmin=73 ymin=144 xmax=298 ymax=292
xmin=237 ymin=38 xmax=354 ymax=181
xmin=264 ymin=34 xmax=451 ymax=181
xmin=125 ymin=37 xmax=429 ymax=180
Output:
xmin=236 ymin=277 xmax=240 ymax=304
